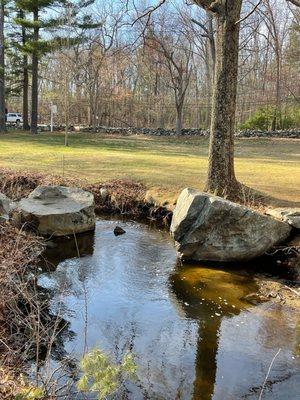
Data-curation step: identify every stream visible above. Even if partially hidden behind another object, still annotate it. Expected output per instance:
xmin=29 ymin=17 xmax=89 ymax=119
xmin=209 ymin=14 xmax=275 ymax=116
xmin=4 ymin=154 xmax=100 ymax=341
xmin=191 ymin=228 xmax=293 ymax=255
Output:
xmin=38 ymin=219 xmax=300 ymax=400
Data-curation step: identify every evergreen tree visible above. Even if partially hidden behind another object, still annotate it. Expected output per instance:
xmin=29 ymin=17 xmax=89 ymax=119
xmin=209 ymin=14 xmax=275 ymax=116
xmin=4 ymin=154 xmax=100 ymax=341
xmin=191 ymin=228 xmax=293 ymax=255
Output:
xmin=7 ymin=6 xmax=31 ymax=130
xmin=15 ymin=0 xmax=66 ymax=134
xmin=19 ymin=8 xmax=30 ymax=130
xmin=14 ymin=0 xmax=99 ymax=134
xmin=0 ymin=0 xmax=6 ymax=132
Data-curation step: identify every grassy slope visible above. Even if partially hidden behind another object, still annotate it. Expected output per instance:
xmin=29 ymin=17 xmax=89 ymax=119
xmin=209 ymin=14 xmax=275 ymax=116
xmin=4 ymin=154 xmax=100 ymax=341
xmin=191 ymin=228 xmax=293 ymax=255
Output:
xmin=0 ymin=131 xmax=299 ymax=206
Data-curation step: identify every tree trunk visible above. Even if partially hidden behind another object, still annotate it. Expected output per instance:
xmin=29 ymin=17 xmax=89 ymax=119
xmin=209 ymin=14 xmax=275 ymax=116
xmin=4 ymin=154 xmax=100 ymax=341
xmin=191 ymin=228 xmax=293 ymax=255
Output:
xmin=205 ymin=43 xmax=212 ymax=129
xmin=31 ymin=9 xmax=39 ymax=134
xmin=176 ymin=102 xmax=183 ymax=135
xmin=64 ymin=73 xmax=69 ymax=146
xmin=0 ymin=1 xmax=6 ymax=133
xmin=23 ymin=55 xmax=30 ymax=130
xmin=207 ymin=11 xmax=216 ymax=73
xmin=20 ymin=10 xmax=30 ymax=131
xmin=272 ymin=49 xmax=282 ymax=130
xmin=205 ymin=11 xmax=215 ymax=129
xmin=205 ymin=1 xmax=242 ymax=198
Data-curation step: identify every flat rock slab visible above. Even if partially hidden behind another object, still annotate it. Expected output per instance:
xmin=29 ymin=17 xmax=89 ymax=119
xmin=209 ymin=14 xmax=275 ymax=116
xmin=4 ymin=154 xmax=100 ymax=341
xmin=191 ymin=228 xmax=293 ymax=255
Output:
xmin=13 ymin=186 xmax=96 ymax=236
xmin=266 ymin=208 xmax=300 ymax=230
xmin=170 ymin=188 xmax=291 ymax=262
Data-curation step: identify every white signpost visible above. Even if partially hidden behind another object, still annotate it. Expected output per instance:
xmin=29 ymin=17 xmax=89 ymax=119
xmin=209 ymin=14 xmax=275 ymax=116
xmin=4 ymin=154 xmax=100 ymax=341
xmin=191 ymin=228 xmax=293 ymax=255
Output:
xmin=50 ymin=104 xmax=58 ymax=132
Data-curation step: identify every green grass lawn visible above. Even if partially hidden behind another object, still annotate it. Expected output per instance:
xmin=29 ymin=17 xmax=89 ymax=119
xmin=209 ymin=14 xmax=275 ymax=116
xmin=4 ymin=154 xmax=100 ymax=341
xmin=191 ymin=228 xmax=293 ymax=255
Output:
xmin=0 ymin=131 xmax=299 ymax=206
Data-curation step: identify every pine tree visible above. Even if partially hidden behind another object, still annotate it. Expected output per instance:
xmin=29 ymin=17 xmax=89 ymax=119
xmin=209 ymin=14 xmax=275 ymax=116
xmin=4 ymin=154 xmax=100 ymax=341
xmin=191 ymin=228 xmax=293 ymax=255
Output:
xmin=7 ymin=6 xmax=31 ymax=130
xmin=14 ymin=0 xmax=99 ymax=135
xmin=15 ymin=0 xmax=66 ymax=134
xmin=0 ymin=0 xmax=6 ymax=132
xmin=19 ymin=8 xmax=30 ymax=130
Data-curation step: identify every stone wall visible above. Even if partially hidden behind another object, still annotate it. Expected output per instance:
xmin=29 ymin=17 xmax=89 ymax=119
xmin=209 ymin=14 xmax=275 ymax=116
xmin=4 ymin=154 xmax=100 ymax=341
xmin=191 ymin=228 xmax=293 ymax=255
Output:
xmin=34 ymin=124 xmax=300 ymax=138
xmin=235 ymin=129 xmax=299 ymax=139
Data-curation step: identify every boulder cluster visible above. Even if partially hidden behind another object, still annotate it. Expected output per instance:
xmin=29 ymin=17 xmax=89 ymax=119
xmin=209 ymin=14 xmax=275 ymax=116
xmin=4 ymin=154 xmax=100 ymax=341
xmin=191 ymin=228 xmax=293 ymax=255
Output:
xmin=0 ymin=184 xmax=298 ymax=263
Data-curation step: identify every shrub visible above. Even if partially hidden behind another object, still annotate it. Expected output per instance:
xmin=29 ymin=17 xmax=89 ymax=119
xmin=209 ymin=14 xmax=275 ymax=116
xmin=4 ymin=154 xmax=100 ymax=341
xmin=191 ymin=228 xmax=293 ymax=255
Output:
xmin=240 ymin=105 xmax=300 ymax=130
xmin=77 ymin=348 xmax=137 ymax=400
xmin=15 ymin=385 xmax=44 ymax=400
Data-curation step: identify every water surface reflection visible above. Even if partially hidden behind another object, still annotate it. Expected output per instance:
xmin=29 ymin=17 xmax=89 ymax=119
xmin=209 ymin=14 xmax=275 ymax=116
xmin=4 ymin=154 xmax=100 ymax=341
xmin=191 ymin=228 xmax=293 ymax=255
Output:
xmin=39 ymin=220 xmax=300 ymax=399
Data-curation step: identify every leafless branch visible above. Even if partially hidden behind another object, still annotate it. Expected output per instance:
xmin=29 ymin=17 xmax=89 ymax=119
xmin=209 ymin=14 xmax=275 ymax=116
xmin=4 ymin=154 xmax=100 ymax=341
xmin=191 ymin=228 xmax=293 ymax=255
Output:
xmin=236 ymin=0 xmax=263 ymax=25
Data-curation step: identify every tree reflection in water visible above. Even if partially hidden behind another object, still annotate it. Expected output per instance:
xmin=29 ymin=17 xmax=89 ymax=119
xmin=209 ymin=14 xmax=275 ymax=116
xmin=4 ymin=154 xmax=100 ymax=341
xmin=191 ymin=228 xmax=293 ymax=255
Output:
xmin=170 ymin=264 xmax=258 ymax=400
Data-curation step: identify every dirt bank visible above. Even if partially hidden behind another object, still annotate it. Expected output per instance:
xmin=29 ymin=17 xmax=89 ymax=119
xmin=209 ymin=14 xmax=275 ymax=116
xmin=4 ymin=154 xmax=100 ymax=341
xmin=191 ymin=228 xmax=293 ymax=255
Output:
xmin=0 ymin=168 xmax=172 ymax=227
xmin=257 ymin=277 xmax=300 ymax=309
xmin=0 ymin=221 xmax=44 ymax=398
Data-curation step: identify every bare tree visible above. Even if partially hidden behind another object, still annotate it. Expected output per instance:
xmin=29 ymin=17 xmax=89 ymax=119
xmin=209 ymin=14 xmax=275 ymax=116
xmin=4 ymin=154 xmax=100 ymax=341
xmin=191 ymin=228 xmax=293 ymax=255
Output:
xmin=189 ymin=10 xmax=216 ymax=127
xmin=79 ymin=5 xmax=125 ymax=128
xmin=258 ymin=0 xmax=289 ymax=129
xmin=193 ymin=0 xmax=299 ymax=198
xmin=144 ymin=20 xmax=193 ymax=134
xmin=20 ymin=0 xmax=299 ymax=150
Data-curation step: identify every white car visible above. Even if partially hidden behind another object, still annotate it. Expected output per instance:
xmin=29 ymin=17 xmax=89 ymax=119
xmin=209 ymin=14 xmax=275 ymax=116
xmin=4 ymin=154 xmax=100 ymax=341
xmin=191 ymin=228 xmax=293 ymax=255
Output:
xmin=6 ymin=113 xmax=23 ymax=124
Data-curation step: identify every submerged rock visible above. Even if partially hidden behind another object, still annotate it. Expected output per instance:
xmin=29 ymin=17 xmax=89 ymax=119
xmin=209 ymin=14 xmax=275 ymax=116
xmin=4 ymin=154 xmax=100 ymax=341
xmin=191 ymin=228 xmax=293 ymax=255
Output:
xmin=13 ymin=185 xmax=95 ymax=236
xmin=266 ymin=208 xmax=300 ymax=230
xmin=170 ymin=188 xmax=291 ymax=262
xmin=114 ymin=226 xmax=126 ymax=236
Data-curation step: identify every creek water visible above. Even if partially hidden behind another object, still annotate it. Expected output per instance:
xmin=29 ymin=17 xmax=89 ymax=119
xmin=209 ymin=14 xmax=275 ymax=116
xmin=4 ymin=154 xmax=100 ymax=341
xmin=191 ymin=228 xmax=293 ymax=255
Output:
xmin=39 ymin=220 xmax=300 ymax=400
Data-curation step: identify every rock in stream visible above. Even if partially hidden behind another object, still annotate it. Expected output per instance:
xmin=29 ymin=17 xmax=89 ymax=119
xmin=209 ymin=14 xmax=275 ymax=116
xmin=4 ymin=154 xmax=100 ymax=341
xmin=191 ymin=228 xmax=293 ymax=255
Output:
xmin=12 ymin=185 xmax=96 ymax=236
xmin=170 ymin=188 xmax=291 ymax=262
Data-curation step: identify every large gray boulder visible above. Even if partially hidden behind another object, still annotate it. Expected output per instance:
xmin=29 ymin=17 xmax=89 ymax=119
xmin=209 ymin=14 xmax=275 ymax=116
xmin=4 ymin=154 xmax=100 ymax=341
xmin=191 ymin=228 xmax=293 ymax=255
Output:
xmin=13 ymin=186 xmax=95 ymax=236
xmin=266 ymin=208 xmax=300 ymax=230
xmin=170 ymin=188 xmax=291 ymax=262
